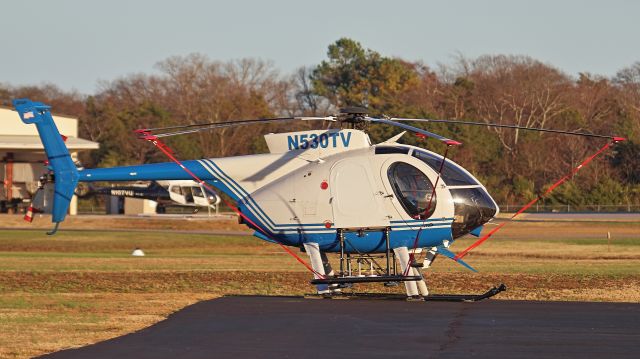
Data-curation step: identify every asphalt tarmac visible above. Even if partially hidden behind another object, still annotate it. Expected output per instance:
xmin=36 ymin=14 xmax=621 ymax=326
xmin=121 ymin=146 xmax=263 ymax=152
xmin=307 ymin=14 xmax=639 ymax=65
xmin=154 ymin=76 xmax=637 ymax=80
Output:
xmin=42 ymin=296 xmax=640 ymax=359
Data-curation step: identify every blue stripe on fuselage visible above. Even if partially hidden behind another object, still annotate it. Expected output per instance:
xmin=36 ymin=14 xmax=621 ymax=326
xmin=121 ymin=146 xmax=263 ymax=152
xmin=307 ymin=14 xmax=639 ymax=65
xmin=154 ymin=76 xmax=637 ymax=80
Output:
xmin=199 ymin=159 xmax=329 ymax=230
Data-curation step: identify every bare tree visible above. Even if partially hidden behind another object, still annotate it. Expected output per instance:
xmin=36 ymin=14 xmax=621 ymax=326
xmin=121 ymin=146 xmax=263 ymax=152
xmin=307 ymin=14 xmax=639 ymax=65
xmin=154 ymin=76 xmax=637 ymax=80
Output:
xmin=463 ymin=55 xmax=570 ymax=153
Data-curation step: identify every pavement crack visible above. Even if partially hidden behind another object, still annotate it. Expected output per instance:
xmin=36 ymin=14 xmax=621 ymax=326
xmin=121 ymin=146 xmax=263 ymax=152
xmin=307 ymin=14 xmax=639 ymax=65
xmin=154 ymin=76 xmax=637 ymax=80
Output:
xmin=438 ymin=305 xmax=468 ymax=353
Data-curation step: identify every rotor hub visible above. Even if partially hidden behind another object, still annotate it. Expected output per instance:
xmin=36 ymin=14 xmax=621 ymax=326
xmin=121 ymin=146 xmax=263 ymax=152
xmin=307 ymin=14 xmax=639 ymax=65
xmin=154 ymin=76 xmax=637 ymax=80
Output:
xmin=338 ymin=107 xmax=369 ymax=129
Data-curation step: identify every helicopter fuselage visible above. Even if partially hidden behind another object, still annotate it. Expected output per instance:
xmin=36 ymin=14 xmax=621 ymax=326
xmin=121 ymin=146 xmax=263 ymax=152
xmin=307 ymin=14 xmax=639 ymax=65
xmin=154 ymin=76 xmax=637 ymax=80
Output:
xmin=77 ymin=129 xmax=498 ymax=253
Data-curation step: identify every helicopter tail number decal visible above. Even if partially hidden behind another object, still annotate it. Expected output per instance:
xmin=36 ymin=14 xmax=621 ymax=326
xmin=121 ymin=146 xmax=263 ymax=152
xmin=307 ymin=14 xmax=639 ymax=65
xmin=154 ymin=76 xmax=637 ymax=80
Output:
xmin=287 ymin=132 xmax=352 ymax=150
xmin=264 ymin=129 xmax=371 ymax=154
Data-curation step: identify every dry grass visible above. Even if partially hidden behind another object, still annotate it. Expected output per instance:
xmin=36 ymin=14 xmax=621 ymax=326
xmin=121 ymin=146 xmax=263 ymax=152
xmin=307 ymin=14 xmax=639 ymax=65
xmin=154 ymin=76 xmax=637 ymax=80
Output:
xmin=0 ymin=214 xmax=638 ymax=358
xmin=0 ymin=292 xmax=214 ymax=359
xmin=0 ymin=213 xmax=247 ymax=232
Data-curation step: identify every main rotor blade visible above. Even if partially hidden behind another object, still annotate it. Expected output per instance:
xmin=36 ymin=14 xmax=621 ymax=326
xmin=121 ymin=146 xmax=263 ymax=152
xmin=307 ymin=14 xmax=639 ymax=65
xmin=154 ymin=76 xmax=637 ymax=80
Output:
xmin=138 ymin=116 xmax=335 ymax=138
xmin=367 ymin=117 xmax=462 ymax=146
xmin=390 ymin=118 xmax=620 ymax=140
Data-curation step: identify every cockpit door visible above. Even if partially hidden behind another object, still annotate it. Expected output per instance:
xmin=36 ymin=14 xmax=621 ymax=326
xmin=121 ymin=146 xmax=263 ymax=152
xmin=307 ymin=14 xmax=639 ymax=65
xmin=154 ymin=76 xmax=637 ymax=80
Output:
xmin=191 ymin=185 xmax=210 ymax=206
xmin=180 ymin=186 xmax=195 ymax=204
xmin=380 ymin=158 xmax=439 ymax=221
xmin=329 ymin=158 xmax=390 ymax=228
xmin=168 ymin=184 xmax=188 ymax=205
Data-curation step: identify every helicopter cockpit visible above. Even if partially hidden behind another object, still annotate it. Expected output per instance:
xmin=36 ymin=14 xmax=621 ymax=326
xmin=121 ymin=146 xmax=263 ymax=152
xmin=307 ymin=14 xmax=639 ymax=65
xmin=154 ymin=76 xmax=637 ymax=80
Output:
xmin=411 ymin=149 xmax=498 ymax=238
xmin=376 ymin=145 xmax=498 ymax=238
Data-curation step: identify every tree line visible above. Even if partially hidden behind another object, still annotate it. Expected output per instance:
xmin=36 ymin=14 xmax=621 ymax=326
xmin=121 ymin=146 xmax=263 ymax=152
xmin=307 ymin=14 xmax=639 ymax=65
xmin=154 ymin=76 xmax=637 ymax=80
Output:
xmin=1 ymin=38 xmax=639 ymax=207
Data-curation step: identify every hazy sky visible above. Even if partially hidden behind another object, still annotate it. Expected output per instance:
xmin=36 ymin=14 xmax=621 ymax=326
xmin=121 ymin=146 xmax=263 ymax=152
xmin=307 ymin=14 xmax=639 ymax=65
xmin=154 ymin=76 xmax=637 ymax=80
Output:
xmin=1 ymin=0 xmax=639 ymax=94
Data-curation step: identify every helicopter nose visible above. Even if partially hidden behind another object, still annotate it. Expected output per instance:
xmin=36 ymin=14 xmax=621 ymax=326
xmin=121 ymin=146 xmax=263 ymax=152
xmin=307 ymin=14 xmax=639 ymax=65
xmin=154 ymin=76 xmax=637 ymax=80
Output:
xmin=449 ymin=187 xmax=498 ymax=239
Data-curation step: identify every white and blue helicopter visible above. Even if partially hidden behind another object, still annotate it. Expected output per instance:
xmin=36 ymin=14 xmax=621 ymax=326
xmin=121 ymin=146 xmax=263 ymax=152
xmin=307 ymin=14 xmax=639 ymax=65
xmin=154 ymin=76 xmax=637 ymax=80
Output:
xmin=12 ymin=99 xmax=623 ymax=300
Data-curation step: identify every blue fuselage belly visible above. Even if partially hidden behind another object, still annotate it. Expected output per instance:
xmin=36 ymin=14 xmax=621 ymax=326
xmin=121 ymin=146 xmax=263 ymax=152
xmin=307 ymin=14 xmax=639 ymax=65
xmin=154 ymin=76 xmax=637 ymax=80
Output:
xmin=238 ymin=201 xmax=453 ymax=253
xmin=259 ymin=228 xmax=452 ymax=253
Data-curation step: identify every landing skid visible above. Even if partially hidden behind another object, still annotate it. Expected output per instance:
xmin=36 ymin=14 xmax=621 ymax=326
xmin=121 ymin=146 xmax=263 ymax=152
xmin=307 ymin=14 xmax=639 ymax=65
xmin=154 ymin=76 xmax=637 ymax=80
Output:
xmin=305 ymin=284 xmax=507 ymax=302
xmin=424 ymin=284 xmax=507 ymax=301
xmin=311 ymin=275 xmax=422 ymax=285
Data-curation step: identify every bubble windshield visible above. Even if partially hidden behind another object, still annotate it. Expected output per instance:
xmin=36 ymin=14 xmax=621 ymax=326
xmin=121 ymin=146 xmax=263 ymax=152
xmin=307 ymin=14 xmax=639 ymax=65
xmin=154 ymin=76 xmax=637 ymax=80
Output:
xmin=412 ymin=150 xmax=479 ymax=186
xmin=449 ymin=188 xmax=498 ymax=238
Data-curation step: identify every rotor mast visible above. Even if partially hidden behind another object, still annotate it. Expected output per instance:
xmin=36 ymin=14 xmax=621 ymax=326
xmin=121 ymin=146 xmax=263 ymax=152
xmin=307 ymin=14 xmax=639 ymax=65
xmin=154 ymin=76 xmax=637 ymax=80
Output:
xmin=338 ymin=106 xmax=369 ymax=130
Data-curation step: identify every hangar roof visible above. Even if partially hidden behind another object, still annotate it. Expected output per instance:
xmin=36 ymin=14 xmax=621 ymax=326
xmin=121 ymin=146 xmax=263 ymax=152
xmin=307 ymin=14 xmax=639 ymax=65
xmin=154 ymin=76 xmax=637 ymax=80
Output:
xmin=0 ymin=106 xmax=99 ymax=153
xmin=0 ymin=135 xmax=99 ymax=151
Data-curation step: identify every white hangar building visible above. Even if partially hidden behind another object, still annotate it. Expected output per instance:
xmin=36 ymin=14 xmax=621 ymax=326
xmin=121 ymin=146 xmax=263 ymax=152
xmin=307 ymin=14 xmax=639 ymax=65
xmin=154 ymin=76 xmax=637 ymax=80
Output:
xmin=0 ymin=106 xmax=99 ymax=214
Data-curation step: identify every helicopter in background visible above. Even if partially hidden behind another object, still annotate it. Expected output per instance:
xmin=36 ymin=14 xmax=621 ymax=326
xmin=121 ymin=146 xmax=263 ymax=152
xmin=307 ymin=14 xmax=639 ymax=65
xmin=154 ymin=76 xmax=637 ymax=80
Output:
xmin=12 ymin=99 xmax=623 ymax=300
xmin=75 ymin=180 xmax=221 ymax=214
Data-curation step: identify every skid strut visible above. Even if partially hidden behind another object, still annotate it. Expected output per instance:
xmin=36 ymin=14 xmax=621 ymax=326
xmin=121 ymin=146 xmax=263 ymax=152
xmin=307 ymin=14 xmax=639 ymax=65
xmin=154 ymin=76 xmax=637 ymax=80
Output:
xmin=311 ymin=227 xmax=423 ymax=288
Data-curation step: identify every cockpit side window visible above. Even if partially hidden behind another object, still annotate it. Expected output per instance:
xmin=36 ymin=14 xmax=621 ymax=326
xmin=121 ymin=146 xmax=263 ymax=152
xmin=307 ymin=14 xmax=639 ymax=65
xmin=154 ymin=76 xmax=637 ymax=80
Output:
xmin=192 ymin=186 xmax=205 ymax=198
xmin=387 ymin=162 xmax=436 ymax=219
xmin=412 ymin=150 xmax=478 ymax=186
xmin=181 ymin=186 xmax=194 ymax=202
xmin=375 ymin=146 xmax=410 ymax=155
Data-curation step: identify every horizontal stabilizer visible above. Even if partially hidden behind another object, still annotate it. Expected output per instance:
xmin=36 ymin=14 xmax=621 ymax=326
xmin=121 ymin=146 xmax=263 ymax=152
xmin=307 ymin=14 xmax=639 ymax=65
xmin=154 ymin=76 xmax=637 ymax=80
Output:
xmin=436 ymin=246 xmax=477 ymax=272
xmin=469 ymin=226 xmax=483 ymax=237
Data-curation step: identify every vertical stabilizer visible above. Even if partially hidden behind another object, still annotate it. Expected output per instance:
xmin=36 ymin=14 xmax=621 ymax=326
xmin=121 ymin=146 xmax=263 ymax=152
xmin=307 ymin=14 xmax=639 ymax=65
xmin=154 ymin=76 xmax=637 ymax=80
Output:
xmin=12 ymin=99 xmax=79 ymax=229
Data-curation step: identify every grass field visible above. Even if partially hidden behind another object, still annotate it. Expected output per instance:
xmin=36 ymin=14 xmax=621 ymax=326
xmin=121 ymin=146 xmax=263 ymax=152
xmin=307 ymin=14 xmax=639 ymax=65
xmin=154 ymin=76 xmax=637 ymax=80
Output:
xmin=0 ymin=214 xmax=638 ymax=358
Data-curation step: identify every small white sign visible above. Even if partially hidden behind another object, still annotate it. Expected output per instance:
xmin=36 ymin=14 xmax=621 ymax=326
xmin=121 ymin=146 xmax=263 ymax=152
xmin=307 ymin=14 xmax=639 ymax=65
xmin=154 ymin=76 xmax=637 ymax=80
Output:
xmin=132 ymin=248 xmax=145 ymax=257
